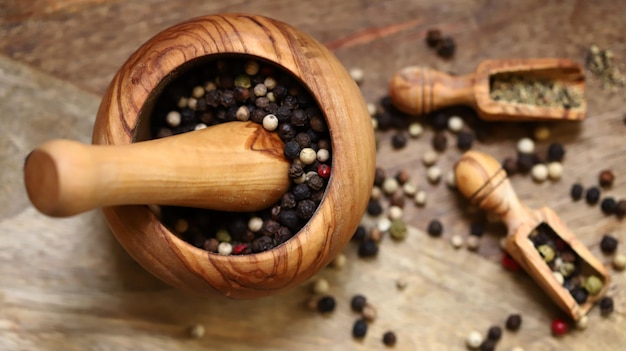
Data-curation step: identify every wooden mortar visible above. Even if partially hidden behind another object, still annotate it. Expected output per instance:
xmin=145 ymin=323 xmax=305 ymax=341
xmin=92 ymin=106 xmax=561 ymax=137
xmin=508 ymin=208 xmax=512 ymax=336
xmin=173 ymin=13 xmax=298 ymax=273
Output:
xmin=88 ymin=14 xmax=375 ymax=298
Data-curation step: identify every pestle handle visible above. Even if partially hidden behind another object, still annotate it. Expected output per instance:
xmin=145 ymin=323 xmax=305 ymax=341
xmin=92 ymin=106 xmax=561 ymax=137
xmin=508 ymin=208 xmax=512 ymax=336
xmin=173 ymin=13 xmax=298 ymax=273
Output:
xmin=454 ymin=150 xmax=530 ymax=230
xmin=388 ymin=66 xmax=476 ymax=115
xmin=24 ymin=121 xmax=290 ymax=217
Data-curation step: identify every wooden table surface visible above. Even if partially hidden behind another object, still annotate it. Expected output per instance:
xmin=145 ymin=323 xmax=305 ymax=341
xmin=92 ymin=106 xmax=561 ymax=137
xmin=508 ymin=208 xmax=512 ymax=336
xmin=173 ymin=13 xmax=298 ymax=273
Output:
xmin=1 ymin=1 xmax=625 ymax=350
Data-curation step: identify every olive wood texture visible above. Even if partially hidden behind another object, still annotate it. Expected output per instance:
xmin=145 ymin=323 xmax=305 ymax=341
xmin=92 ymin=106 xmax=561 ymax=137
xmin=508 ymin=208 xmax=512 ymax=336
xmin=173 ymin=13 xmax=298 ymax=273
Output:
xmin=90 ymin=14 xmax=376 ymax=298
xmin=24 ymin=121 xmax=289 ymax=217
xmin=389 ymin=58 xmax=587 ymax=121
xmin=455 ymin=151 xmax=610 ymax=321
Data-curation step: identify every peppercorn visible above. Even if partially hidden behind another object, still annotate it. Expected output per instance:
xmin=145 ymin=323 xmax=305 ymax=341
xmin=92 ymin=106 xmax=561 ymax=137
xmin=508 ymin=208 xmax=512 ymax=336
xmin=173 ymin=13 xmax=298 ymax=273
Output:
xmin=601 ymin=197 xmax=617 ymax=214
xmin=391 ymin=132 xmax=408 ymax=149
xmin=203 ymin=238 xmax=219 ymax=253
xmin=570 ymin=286 xmax=589 ymax=304
xmin=470 ymin=222 xmax=484 ymax=237
xmin=352 ymin=226 xmax=367 ymax=242
xmin=277 ymin=122 xmax=296 ymax=141
xmin=436 ymin=37 xmax=456 ymax=58
xmin=585 ymin=186 xmax=601 ymax=205
xmin=299 ymin=147 xmax=317 ymax=165
xmin=427 ymin=219 xmax=443 ymax=237
xmin=466 ymin=331 xmax=483 ymax=349
xmin=217 ymin=242 xmax=233 ymax=255
xmin=616 ymin=200 xmax=626 ymax=217
xmin=425 ymin=28 xmax=442 ymax=48
xmin=547 ymin=143 xmax=565 ymax=162
xmin=278 ymin=210 xmax=299 ymax=231
xmin=516 ymin=153 xmax=535 ymax=173
xmin=486 ymin=326 xmax=502 ymax=341
xmin=505 ymin=314 xmax=522 ymax=331
xmin=284 ymin=140 xmax=302 ymax=161
xmin=570 ymin=183 xmax=584 ymax=201
xmin=351 ymin=294 xmax=367 ymax=312
xmin=251 ymin=236 xmax=275 ymax=253
xmin=502 ymin=157 xmax=518 ymax=175
xmin=537 ymin=244 xmax=555 ymax=262
xmin=292 ymin=184 xmax=311 ymax=201
xmin=374 ymin=167 xmax=386 ymax=187
xmin=382 ymin=331 xmax=397 ymax=347
xmin=598 ymin=169 xmax=615 ymax=188
xmin=551 ymin=318 xmax=568 ymax=336
xmin=362 ymin=303 xmax=377 ymax=321
xmin=517 ymin=137 xmax=535 ymax=154
xmin=358 ymin=240 xmax=379 ymax=258
xmin=599 ymin=296 xmax=614 ymax=316
xmin=296 ymin=199 xmax=316 ymax=219
xmin=352 ymin=319 xmax=368 ymax=338
xmin=317 ymin=295 xmax=336 ymax=313
xmin=390 ymin=219 xmax=408 ymax=240
xmin=367 ymin=200 xmax=384 ymax=216
xmin=479 ymin=339 xmax=496 ymax=351
xmin=613 ymin=253 xmax=626 ymax=270
xmin=457 ymin=131 xmax=474 ymax=150
xmin=432 ymin=132 xmax=448 ymax=151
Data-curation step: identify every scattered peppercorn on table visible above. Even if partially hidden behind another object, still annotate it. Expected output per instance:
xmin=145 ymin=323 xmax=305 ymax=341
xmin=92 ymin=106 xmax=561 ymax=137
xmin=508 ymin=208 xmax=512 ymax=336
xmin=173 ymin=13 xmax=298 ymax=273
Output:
xmin=1 ymin=1 xmax=625 ymax=350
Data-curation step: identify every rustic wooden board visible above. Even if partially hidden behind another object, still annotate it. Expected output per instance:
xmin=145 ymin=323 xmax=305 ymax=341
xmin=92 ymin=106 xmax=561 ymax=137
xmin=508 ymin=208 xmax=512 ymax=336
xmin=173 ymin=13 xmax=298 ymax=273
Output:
xmin=1 ymin=0 xmax=625 ymax=350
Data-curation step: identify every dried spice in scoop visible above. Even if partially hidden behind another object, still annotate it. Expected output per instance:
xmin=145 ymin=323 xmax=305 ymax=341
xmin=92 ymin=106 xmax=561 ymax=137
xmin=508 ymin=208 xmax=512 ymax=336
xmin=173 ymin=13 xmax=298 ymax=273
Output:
xmin=489 ymin=73 xmax=583 ymax=109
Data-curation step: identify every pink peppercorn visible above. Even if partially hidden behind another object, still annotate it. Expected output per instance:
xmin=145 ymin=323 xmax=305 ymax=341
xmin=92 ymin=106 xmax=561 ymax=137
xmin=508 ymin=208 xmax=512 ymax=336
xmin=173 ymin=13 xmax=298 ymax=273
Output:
xmin=318 ymin=164 xmax=331 ymax=178
xmin=551 ymin=318 xmax=568 ymax=336
xmin=502 ymin=252 xmax=521 ymax=272
xmin=232 ymin=244 xmax=249 ymax=255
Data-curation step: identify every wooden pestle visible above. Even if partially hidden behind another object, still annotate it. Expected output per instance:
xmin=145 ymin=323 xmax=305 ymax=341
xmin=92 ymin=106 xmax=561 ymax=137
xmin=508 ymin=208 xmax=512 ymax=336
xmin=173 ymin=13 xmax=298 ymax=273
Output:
xmin=24 ymin=121 xmax=290 ymax=217
xmin=455 ymin=151 xmax=610 ymax=321
xmin=389 ymin=58 xmax=586 ymax=121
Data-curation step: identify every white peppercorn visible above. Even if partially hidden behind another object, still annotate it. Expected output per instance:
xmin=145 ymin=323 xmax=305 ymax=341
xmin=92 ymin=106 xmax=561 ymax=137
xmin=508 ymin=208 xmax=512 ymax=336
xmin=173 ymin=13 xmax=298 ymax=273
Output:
xmin=534 ymin=125 xmax=550 ymax=141
xmin=262 ymin=114 xmax=278 ymax=131
xmin=236 ymin=105 xmax=250 ymax=121
xmin=450 ymin=234 xmax=463 ymax=249
xmin=403 ymin=182 xmax=418 ymax=196
xmin=531 ymin=163 xmax=549 ymax=182
xmin=553 ymin=271 xmax=565 ymax=285
xmin=366 ymin=102 xmax=377 ymax=116
xmin=204 ymin=81 xmax=217 ymax=92
xmin=349 ymin=67 xmax=365 ymax=84
xmin=330 ymin=253 xmax=347 ymax=269
xmin=445 ymin=170 xmax=456 ymax=188
xmin=299 ymin=148 xmax=317 ymax=165
xmin=447 ymin=115 xmax=463 ymax=132
xmin=312 ymin=277 xmax=330 ymax=294
xmin=248 ymin=216 xmax=263 ymax=232
xmin=517 ymin=137 xmax=535 ymax=154
xmin=377 ymin=217 xmax=392 ymax=232
xmin=253 ymin=83 xmax=267 ymax=97
xmin=194 ymin=123 xmax=207 ymax=131
xmin=189 ymin=324 xmax=206 ymax=339
xmin=177 ymin=96 xmax=188 ymax=109
xmin=244 ymin=60 xmax=260 ymax=75
xmin=266 ymin=91 xmax=276 ymax=102
xmin=466 ymin=235 xmax=480 ymax=251
xmin=414 ymin=190 xmax=427 ymax=206
xmin=426 ymin=166 xmax=442 ymax=184
xmin=362 ymin=303 xmax=377 ymax=321
xmin=371 ymin=186 xmax=382 ymax=200
xmin=388 ymin=206 xmax=403 ymax=220
xmin=293 ymin=173 xmax=306 ymax=184
xmin=466 ymin=330 xmax=483 ymax=349
xmin=217 ymin=242 xmax=233 ymax=255
xmin=547 ymin=162 xmax=563 ymax=180
xmin=422 ymin=150 xmax=439 ymax=166
xmin=166 ymin=110 xmax=182 ymax=127
xmin=191 ymin=86 xmax=205 ymax=99
xmin=187 ymin=97 xmax=198 ymax=110
xmin=613 ymin=253 xmax=626 ymax=271
xmin=305 ymin=171 xmax=318 ymax=181
xmin=382 ymin=177 xmax=400 ymax=195
xmin=408 ymin=122 xmax=423 ymax=138
xmin=264 ymin=76 xmax=277 ymax=89
xmin=575 ymin=315 xmax=588 ymax=330
xmin=317 ymin=148 xmax=330 ymax=162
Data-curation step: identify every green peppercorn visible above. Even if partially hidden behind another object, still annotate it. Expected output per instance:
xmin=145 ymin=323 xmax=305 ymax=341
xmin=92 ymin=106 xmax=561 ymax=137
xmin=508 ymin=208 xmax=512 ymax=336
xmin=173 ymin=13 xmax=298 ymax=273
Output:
xmin=537 ymin=244 xmax=555 ymax=262
xmin=559 ymin=262 xmax=576 ymax=277
xmin=215 ymin=229 xmax=231 ymax=242
xmin=234 ymin=74 xmax=251 ymax=88
xmin=390 ymin=219 xmax=408 ymax=240
xmin=583 ymin=275 xmax=604 ymax=296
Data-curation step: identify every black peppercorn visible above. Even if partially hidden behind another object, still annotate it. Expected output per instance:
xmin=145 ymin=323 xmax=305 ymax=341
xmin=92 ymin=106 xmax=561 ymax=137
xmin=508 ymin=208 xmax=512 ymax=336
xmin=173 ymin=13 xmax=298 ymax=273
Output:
xmin=310 ymin=115 xmax=327 ymax=132
xmin=570 ymin=183 xmax=584 ymax=201
xmin=367 ymin=200 xmax=384 ymax=216
xmin=486 ymin=326 xmax=502 ymax=341
xmin=275 ymin=226 xmax=292 ymax=244
xmin=436 ymin=37 xmax=456 ymax=59
xmin=317 ymin=295 xmax=336 ymax=313
xmin=502 ymin=157 xmax=518 ymax=175
xmin=307 ymin=174 xmax=325 ymax=191
xmin=570 ymin=286 xmax=589 ymax=304
xmin=358 ymin=239 xmax=379 ymax=258
xmin=351 ymin=294 xmax=367 ymax=312
xmin=470 ymin=222 xmax=484 ymax=237
xmin=599 ymin=169 xmax=615 ymax=188
xmin=277 ymin=123 xmax=296 ymax=141
xmin=391 ymin=132 xmax=408 ymax=149
xmin=352 ymin=318 xmax=368 ymax=338
xmin=296 ymin=199 xmax=316 ymax=219
xmin=262 ymin=219 xmax=281 ymax=236
xmin=252 ymin=236 xmax=275 ymax=253
xmin=600 ymin=234 xmax=618 ymax=254
xmin=479 ymin=340 xmax=496 ymax=351
xmin=352 ymin=226 xmax=367 ymax=242
xmin=516 ymin=153 xmax=534 ymax=173
xmin=427 ymin=219 xmax=443 ymax=237
xmin=288 ymin=162 xmax=303 ymax=179
xmin=432 ymin=132 xmax=448 ymax=152
xmin=279 ymin=210 xmax=300 ymax=231
xmin=292 ymin=184 xmax=311 ymax=201
xmin=547 ymin=143 xmax=565 ymax=162
xmin=374 ymin=167 xmax=386 ymax=187
xmin=456 ymin=131 xmax=474 ymax=150
xmin=284 ymin=140 xmax=301 ymax=160
xmin=599 ymin=296 xmax=614 ymax=316
xmin=585 ymin=186 xmax=601 ymax=205
xmin=616 ymin=200 xmax=626 ymax=217
xmin=505 ymin=314 xmax=522 ymax=331
xmin=432 ymin=113 xmax=448 ymax=131
xmin=281 ymin=192 xmax=297 ymax=209
xmin=382 ymin=331 xmax=397 ymax=347
xmin=425 ymin=28 xmax=443 ymax=48
xmin=601 ymin=197 xmax=617 ymax=214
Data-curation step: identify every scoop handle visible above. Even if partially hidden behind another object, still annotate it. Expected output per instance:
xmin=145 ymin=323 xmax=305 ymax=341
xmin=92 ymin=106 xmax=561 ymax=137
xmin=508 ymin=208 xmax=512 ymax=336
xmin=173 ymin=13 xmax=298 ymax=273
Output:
xmin=388 ymin=66 xmax=476 ymax=115
xmin=24 ymin=121 xmax=290 ymax=217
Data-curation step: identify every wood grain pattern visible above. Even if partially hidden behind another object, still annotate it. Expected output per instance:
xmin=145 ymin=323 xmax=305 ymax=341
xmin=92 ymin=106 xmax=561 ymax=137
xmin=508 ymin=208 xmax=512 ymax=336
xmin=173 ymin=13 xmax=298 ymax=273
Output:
xmin=92 ymin=14 xmax=376 ymax=299
xmin=1 ymin=0 xmax=626 ymax=350
xmin=389 ymin=58 xmax=586 ymax=121
xmin=455 ymin=150 xmax=610 ymax=321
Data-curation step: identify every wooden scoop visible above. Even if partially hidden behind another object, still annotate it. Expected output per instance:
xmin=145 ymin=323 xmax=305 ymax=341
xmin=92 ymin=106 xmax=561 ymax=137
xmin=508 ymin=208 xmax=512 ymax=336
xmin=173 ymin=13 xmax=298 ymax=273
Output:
xmin=389 ymin=58 xmax=586 ymax=121
xmin=24 ymin=121 xmax=290 ymax=217
xmin=455 ymin=151 xmax=609 ymax=321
